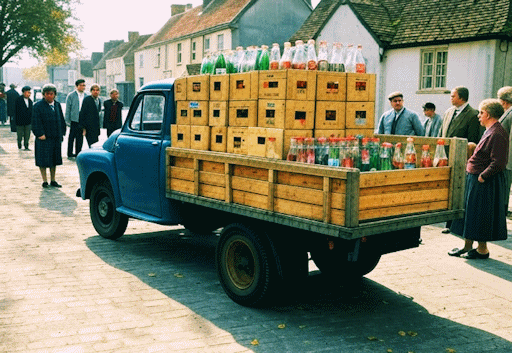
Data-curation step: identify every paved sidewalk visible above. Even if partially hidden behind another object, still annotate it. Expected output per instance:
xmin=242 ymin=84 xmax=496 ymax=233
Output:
xmin=1 ymin=124 xmax=512 ymax=353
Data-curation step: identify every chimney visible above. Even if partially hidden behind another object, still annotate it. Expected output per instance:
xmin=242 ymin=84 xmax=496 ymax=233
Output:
xmin=128 ymin=31 xmax=139 ymax=43
xmin=171 ymin=4 xmax=186 ymax=16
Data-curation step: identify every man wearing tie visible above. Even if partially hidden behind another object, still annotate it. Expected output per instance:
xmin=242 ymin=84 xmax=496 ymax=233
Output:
xmin=423 ymin=102 xmax=443 ymax=137
xmin=65 ymin=79 xmax=86 ymax=158
xmin=79 ymin=84 xmax=102 ymax=147
xmin=377 ymin=91 xmax=424 ymax=136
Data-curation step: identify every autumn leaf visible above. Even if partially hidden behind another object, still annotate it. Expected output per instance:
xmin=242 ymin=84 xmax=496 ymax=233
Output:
xmin=407 ymin=331 xmax=418 ymax=337
xmin=387 ymin=349 xmax=393 ymax=353
xmin=148 ymin=273 xmax=156 ymax=277
xmin=398 ymin=331 xmax=406 ymax=336
xmin=174 ymin=273 xmax=184 ymax=278
xmin=251 ymin=339 xmax=259 ymax=346
xmin=278 ymin=324 xmax=286 ymax=329
xmin=446 ymin=349 xmax=456 ymax=353
xmin=367 ymin=336 xmax=378 ymax=341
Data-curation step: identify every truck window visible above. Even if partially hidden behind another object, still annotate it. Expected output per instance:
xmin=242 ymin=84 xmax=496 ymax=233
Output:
xmin=129 ymin=94 xmax=165 ymax=132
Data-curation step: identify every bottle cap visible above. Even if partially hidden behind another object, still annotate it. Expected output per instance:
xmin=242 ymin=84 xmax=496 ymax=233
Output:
xmin=437 ymin=139 xmax=446 ymax=145
xmin=422 ymin=144 xmax=430 ymax=150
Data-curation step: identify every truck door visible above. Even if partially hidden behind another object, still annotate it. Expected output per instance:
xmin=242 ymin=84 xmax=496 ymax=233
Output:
xmin=114 ymin=93 xmax=165 ymax=218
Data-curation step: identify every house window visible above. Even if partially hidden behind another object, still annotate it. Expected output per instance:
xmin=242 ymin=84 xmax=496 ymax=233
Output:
xmin=156 ymin=48 xmax=161 ymax=68
xmin=204 ymin=38 xmax=210 ymax=53
xmin=192 ymin=42 xmax=196 ymax=61
xmin=420 ymin=48 xmax=447 ymax=90
xmin=177 ymin=43 xmax=182 ymax=64
xmin=139 ymin=53 xmax=144 ymax=68
xmin=217 ymin=34 xmax=224 ymax=51
xmin=139 ymin=77 xmax=144 ymax=87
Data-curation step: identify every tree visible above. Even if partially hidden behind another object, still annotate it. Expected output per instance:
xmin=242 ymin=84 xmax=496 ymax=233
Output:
xmin=23 ymin=63 xmax=49 ymax=82
xmin=0 ymin=0 xmax=82 ymax=68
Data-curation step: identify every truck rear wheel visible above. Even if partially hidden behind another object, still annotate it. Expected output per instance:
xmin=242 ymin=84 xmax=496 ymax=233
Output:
xmin=90 ymin=180 xmax=128 ymax=240
xmin=216 ymin=224 xmax=276 ymax=307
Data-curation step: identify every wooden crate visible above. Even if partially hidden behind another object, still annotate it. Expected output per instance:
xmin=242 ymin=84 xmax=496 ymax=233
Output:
xmin=247 ymin=127 xmax=267 ymax=157
xmin=229 ymin=100 xmax=258 ymax=127
xmin=229 ymin=72 xmax=259 ymax=100
xmin=190 ymin=125 xmax=210 ymax=150
xmin=285 ymin=100 xmax=315 ymax=130
xmin=266 ymin=128 xmax=285 ymax=159
xmin=314 ymin=129 xmax=345 ymax=138
xmin=209 ymin=101 xmax=228 ymax=127
xmin=315 ymin=101 xmax=346 ymax=130
xmin=189 ymin=101 xmax=209 ymax=126
xmin=227 ymin=127 xmax=248 ymax=154
xmin=258 ymin=70 xmax=288 ymax=99
xmin=171 ymin=124 xmax=191 ymax=148
xmin=210 ymin=74 xmax=230 ymax=101
xmin=174 ymin=77 xmax=187 ymax=100
xmin=283 ymin=129 xmax=313 ymax=156
xmin=346 ymin=73 xmax=376 ymax=102
xmin=176 ymin=101 xmax=190 ymax=125
xmin=187 ymin=75 xmax=210 ymax=101
xmin=210 ymin=126 xmax=227 ymax=152
xmin=258 ymin=99 xmax=286 ymax=129
xmin=346 ymin=102 xmax=375 ymax=129
xmin=345 ymin=128 xmax=374 ymax=138
xmin=316 ymin=71 xmax=347 ymax=101
xmin=286 ymin=70 xmax=317 ymax=101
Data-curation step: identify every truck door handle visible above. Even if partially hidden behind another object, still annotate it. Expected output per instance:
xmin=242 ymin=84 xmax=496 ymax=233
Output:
xmin=152 ymin=141 xmax=159 ymax=146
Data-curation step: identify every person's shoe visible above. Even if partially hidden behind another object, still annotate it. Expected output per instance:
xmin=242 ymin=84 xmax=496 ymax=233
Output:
xmin=42 ymin=182 xmax=49 ymax=188
xmin=50 ymin=181 xmax=62 ymax=188
xmin=24 ymin=148 xmax=31 ymax=151
xmin=448 ymin=247 xmax=471 ymax=257
xmin=441 ymin=228 xmax=451 ymax=234
xmin=461 ymin=249 xmax=489 ymax=259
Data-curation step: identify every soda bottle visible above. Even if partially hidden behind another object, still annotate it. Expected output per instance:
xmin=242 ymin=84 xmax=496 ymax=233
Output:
xmin=360 ymin=138 xmax=370 ymax=172
xmin=305 ymin=137 xmax=316 ymax=164
xmin=254 ymin=46 xmax=263 ymax=70
xmin=214 ymin=52 xmax=227 ymax=75
xmin=328 ymin=137 xmax=340 ymax=166
xmin=404 ymin=137 xmax=417 ymax=169
xmin=258 ymin=45 xmax=270 ymax=71
xmin=380 ymin=142 xmax=393 ymax=170
xmin=267 ymin=137 xmax=279 ymax=159
xmin=392 ymin=142 xmax=404 ymax=169
xmin=345 ymin=44 xmax=356 ymax=73
xmin=355 ymin=44 xmax=366 ymax=73
xmin=421 ymin=145 xmax=433 ymax=168
xmin=286 ymin=137 xmax=298 ymax=161
xmin=292 ymin=40 xmax=307 ymax=69
xmin=200 ymin=54 xmax=211 ymax=74
xmin=297 ymin=137 xmax=307 ymax=163
xmin=317 ymin=40 xmax=329 ymax=71
xmin=279 ymin=42 xmax=292 ymax=69
xmin=433 ymin=139 xmax=449 ymax=167
xmin=234 ymin=46 xmax=245 ymax=72
xmin=315 ymin=136 xmax=329 ymax=165
xmin=269 ymin=43 xmax=281 ymax=70
xmin=329 ymin=42 xmax=345 ymax=72
xmin=306 ymin=39 xmax=318 ymax=70
xmin=225 ymin=50 xmax=237 ymax=73
xmin=370 ymin=137 xmax=380 ymax=171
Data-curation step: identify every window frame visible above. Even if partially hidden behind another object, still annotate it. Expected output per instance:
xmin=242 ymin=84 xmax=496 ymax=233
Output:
xmin=139 ymin=53 xmax=144 ymax=68
xmin=204 ymin=37 xmax=210 ymax=54
xmin=128 ymin=93 xmax=165 ymax=134
xmin=191 ymin=41 xmax=196 ymax=61
xmin=217 ymin=34 xmax=224 ymax=51
xmin=177 ymin=43 xmax=182 ymax=65
xmin=418 ymin=47 xmax=449 ymax=93
xmin=155 ymin=47 xmax=161 ymax=68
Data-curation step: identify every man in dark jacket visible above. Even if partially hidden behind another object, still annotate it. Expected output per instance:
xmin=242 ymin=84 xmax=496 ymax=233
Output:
xmin=6 ymin=83 xmax=20 ymax=132
xmin=103 ymin=88 xmax=124 ymax=137
xmin=79 ymin=84 xmax=101 ymax=147
xmin=14 ymin=86 xmax=33 ymax=150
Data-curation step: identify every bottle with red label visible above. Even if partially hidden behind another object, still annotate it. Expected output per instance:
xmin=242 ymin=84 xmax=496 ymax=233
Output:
xmin=404 ymin=137 xmax=417 ymax=169
xmin=315 ymin=136 xmax=329 ymax=165
xmin=296 ymin=137 xmax=307 ymax=163
xmin=421 ymin=145 xmax=433 ymax=168
xmin=258 ymin=45 xmax=270 ymax=71
xmin=292 ymin=40 xmax=307 ymax=70
xmin=355 ymin=44 xmax=366 ymax=73
xmin=380 ymin=142 xmax=393 ymax=170
xmin=286 ymin=137 xmax=298 ymax=161
xmin=317 ymin=40 xmax=329 ymax=71
xmin=306 ymin=39 xmax=318 ymax=70
xmin=329 ymin=42 xmax=345 ymax=72
xmin=344 ymin=44 xmax=356 ymax=73
xmin=279 ymin=42 xmax=292 ymax=69
xmin=392 ymin=142 xmax=404 ymax=169
xmin=360 ymin=138 xmax=370 ymax=171
xmin=433 ymin=139 xmax=449 ymax=167
xmin=269 ymin=43 xmax=281 ymax=70
xmin=305 ymin=137 xmax=316 ymax=164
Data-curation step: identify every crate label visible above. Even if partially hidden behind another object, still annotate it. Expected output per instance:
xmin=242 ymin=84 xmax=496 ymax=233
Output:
xmin=236 ymin=80 xmax=245 ymax=89
xmin=355 ymin=111 xmax=367 ymax=125
xmin=175 ymin=82 xmax=183 ymax=93
xmin=325 ymin=110 xmax=337 ymax=121
xmin=189 ymin=101 xmax=199 ymax=109
xmin=326 ymin=81 xmax=339 ymax=93
xmin=355 ymin=81 xmax=367 ymax=91
xmin=266 ymin=102 xmax=276 ymax=108
xmin=192 ymin=82 xmax=201 ymax=92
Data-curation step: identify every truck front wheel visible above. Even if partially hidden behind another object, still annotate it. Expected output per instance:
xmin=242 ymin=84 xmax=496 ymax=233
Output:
xmin=216 ymin=224 xmax=276 ymax=307
xmin=90 ymin=180 xmax=128 ymax=240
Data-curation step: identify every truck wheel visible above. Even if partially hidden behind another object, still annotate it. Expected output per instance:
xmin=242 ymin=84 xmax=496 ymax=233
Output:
xmin=216 ymin=224 xmax=276 ymax=306
xmin=90 ymin=180 xmax=128 ymax=240
xmin=311 ymin=245 xmax=381 ymax=279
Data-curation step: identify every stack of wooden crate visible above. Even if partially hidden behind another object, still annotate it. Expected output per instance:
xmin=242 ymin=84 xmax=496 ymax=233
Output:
xmin=172 ymin=70 xmax=376 ymax=159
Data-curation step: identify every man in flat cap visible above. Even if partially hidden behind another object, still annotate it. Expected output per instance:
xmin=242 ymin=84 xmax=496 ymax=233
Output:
xmin=423 ymin=102 xmax=443 ymax=137
xmin=377 ymin=91 xmax=424 ymax=135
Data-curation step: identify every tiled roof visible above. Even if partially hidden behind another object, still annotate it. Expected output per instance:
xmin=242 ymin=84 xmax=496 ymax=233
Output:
xmin=140 ymin=0 xmax=253 ymax=48
xmin=291 ymin=0 xmax=512 ymax=48
xmin=124 ymin=34 xmax=153 ymax=65
xmin=93 ymin=43 xmax=125 ymax=70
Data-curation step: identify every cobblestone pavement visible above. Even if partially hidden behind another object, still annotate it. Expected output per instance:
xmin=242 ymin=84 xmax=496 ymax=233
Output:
xmin=1 ymin=124 xmax=512 ymax=353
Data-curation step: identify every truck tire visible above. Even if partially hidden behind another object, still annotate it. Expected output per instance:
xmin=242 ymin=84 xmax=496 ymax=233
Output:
xmin=90 ymin=180 xmax=128 ymax=240
xmin=216 ymin=224 xmax=276 ymax=307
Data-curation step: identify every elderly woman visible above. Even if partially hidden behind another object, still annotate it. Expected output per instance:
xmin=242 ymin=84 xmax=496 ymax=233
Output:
xmin=448 ymin=99 xmax=509 ymax=259
xmin=497 ymin=86 xmax=512 ymax=214
xmin=32 ymin=84 xmax=67 ymax=188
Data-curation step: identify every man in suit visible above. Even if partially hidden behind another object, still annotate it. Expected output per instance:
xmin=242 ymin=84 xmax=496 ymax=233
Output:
xmin=14 ymin=86 xmax=33 ymax=150
xmin=497 ymin=86 xmax=512 ymax=216
xmin=423 ymin=102 xmax=442 ymax=137
xmin=439 ymin=86 xmax=481 ymax=233
xmin=6 ymin=83 xmax=20 ymax=132
xmin=65 ymin=79 xmax=86 ymax=158
xmin=79 ymin=84 xmax=102 ymax=147
xmin=103 ymin=88 xmax=124 ymax=137
xmin=377 ymin=91 xmax=424 ymax=136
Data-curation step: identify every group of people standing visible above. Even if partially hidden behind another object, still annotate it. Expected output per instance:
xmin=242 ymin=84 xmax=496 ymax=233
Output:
xmin=0 ymin=80 xmax=124 ymax=189
xmin=377 ymin=86 xmax=511 ymax=260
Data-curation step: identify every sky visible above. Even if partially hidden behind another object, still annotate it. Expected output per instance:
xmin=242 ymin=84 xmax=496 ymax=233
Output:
xmin=11 ymin=0 xmax=320 ymax=68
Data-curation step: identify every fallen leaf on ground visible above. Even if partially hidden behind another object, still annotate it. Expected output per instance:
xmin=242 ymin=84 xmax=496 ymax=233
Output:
xmin=278 ymin=324 xmax=286 ymax=329
xmin=446 ymin=349 xmax=456 ymax=353
xmin=407 ymin=331 xmax=418 ymax=337
xmin=367 ymin=336 xmax=378 ymax=341
xmin=148 ymin=273 xmax=156 ymax=277
xmin=174 ymin=273 xmax=184 ymax=278
xmin=251 ymin=339 xmax=259 ymax=346
xmin=398 ymin=331 xmax=406 ymax=336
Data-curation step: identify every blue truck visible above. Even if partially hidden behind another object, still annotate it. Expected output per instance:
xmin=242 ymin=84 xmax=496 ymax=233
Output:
xmin=76 ymin=78 xmax=467 ymax=306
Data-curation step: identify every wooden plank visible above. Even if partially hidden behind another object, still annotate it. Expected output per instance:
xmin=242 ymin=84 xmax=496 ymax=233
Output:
xmin=277 ymin=171 xmax=324 ymax=190
xmin=199 ymin=184 xmax=225 ymax=200
xmin=199 ymin=171 xmax=225 ymax=187
xmin=359 ymin=188 xmax=449 ymax=210
xmin=170 ymin=178 xmax=194 ymax=194
xmin=233 ymin=165 xmax=268 ymax=181
xmin=331 ymin=179 xmax=346 ymax=194
xmin=330 ymin=209 xmax=345 ymax=226
xmin=345 ymin=170 xmax=360 ymax=227
xmin=359 ymin=201 xmax=449 ymax=221
xmin=170 ymin=166 xmax=195 ymax=181
xmin=449 ymin=138 xmax=468 ymax=211
xmin=274 ymin=184 xmax=324 ymax=205
xmin=225 ymin=163 xmax=233 ymax=203
xmin=359 ymin=168 xmax=450 ymax=188
xmin=331 ymin=192 xmax=346 ymax=210
xmin=233 ymin=190 xmax=268 ymax=209
xmin=323 ymin=177 xmax=332 ymax=223
xmin=268 ymin=169 xmax=276 ymax=212
xmin=173 ymin=156 xmax=195 ymax=169
xmin=360 ymin=180 xmax=450 ymax=196
xmin=274 ymin=198 xmax=324 ymax=221
xmin=201 ymin=160 xmax=225 ymax=173
xmin=193 ymin=158 xmax=200 ymax=196
xmin=232 ymin=176 xmax=269 ymax=195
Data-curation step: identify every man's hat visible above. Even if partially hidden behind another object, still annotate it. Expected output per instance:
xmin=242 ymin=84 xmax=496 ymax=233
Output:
xmin=422 ymin=102 xmax=436 ymax=110
xmin=388 ymin=91 xmax=403 ymax=100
